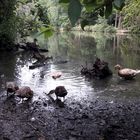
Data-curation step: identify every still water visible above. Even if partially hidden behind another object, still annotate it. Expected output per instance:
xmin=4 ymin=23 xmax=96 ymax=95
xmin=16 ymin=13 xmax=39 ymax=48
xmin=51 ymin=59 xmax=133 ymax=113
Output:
xmin=0 ymin=32 xmax=140 ymax=104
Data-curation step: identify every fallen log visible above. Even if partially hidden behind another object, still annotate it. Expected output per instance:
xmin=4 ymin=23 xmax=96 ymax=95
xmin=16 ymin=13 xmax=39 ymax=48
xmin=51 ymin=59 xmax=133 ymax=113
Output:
xmin=19 ymin=45 xmax=48 ymax=52
xmin=16 ymin=43 xmax=49 ymax=52
xmin=39 ymin=48 xmax=49 ymax=52
xmin=29 ymin=63 xmax=45 ymax=69
xmin=29 ymin=55 xmax=53 ymax=69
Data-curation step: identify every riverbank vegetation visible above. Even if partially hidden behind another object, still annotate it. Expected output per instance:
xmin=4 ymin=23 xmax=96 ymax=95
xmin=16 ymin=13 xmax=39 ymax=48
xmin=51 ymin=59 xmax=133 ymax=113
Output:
xmin=0 ymin=0 xmax=140 ymax=50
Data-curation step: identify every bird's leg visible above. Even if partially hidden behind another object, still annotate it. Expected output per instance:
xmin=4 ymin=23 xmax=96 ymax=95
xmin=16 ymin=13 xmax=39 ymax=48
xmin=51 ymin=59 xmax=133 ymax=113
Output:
xmin=63 ymin=97 xmax=65 ymax=102
xmin=20 ymin=98 xmax=24 ymax=104
xmin=7 ymin=91 xmax=9 ymax=97
xmin=56 ymin=95 xmax=58 ymax=100
xmin=18 ymin=98 xmax=23 ymax=104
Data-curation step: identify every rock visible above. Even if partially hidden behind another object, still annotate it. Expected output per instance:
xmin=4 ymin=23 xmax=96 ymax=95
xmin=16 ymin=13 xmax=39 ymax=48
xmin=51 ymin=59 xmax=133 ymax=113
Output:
xmin=81 ymin=58 xmax=112 ymax=79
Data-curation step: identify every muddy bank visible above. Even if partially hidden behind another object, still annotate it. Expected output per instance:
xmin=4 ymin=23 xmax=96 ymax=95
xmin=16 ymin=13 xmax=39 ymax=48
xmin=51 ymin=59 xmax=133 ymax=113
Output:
xmin=1 ymin=31 xmax=140 ymax=140
xmin=0 ymin=92 xmax=140 ymax=140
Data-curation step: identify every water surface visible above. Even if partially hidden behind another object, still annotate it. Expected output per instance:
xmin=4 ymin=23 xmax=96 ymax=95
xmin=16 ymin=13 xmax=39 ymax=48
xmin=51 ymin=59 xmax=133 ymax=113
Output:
xmin=1 ymin=32 xmax=140 ymax=105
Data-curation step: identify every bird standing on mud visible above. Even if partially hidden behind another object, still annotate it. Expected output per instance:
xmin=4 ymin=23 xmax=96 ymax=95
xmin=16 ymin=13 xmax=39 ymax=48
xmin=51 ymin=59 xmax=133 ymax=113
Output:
xmin=6 ymin=82 xmax=19 ymax=96
xmin=114 ymin=64 xmax=140 ymax=80
xmin=15 ymin=86 xmax=33 ymax=101
xmin=48 ymin=86 xmax=67 ymax=101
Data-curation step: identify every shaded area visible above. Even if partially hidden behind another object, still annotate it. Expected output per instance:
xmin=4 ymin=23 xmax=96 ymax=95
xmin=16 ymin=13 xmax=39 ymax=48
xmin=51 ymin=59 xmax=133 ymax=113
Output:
xmin=0 ymin=32 xmax=140 ymax=139
xmin=0 ymin=95 xmax=140 ymax=140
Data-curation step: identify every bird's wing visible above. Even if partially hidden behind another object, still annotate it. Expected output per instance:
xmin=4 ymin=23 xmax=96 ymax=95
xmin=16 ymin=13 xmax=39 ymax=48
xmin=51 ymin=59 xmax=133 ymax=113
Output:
xmin=120 ymin=69 xmax=136 ymax=75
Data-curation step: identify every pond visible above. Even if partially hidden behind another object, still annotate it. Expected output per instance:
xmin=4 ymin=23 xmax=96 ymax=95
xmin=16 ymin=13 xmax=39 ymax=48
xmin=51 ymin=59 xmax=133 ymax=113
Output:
xmin=1 ymin=32 xmax=140 ymax=105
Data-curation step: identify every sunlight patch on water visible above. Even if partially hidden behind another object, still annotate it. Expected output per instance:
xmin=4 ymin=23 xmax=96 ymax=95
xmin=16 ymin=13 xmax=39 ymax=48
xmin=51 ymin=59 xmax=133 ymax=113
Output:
xmin=16 ymin=61 xmax=95 ymax=103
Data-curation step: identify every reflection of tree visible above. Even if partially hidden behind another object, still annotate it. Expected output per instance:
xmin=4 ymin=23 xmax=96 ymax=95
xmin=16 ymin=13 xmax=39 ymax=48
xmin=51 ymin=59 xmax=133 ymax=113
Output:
xmin=96 ymin=35 xmax=114 ymax=58
xmin=48 ymin=32 xmax=97 ymax=63
xmin=68 ymin=34 xmax=96 ymax=61
xmin=48 ymin=33 xmax=68 ymax=58
xmin=48 ymin=32 xmax=140 ymax=69
xmin=111 ymin=34 xmax=140 ymax=68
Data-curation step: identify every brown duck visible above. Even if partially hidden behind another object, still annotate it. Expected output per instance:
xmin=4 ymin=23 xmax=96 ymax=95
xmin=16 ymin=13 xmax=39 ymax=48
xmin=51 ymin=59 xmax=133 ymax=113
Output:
xmin=48 ymin=86 xmax=67 ymax=101
xmin=15 ymin=86 xmax=33 ymax=100
xmin=6 ymin=82 xmax=19 ymax=96
xmin=114 ymin=64 xmax=140 ymax=79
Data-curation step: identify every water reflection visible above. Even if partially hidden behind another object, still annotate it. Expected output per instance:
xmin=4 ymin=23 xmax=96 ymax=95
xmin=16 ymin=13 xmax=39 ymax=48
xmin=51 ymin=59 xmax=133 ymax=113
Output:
xmin=1 ymin=32 xmax=140 ymax=104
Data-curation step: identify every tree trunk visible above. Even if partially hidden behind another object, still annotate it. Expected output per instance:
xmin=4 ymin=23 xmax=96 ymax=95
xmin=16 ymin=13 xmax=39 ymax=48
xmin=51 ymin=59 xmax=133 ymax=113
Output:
xmin=118 ymin=13 xmax=122 ymax=29
xmin=115 ymin=12 xmax=118 ymax=28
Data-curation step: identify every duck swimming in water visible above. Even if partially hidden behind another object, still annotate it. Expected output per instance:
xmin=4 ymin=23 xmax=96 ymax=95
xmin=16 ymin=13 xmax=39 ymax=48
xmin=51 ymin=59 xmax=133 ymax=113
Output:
xmin=114 ymin=64 xmax=140 ymax=80
xmin=51 ymin=72 xmax=62 ymax=79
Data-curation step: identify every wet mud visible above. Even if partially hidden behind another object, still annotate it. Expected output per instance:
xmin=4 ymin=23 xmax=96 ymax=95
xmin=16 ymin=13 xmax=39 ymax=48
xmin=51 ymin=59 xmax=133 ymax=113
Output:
xmin=0 ymin=93 xmax=140 ymax=140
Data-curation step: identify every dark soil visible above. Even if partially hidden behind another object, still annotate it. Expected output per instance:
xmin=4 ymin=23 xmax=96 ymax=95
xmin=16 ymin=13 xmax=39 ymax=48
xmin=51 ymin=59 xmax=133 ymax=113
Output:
xmin=0 ymin=92 xmax=140 ymax=140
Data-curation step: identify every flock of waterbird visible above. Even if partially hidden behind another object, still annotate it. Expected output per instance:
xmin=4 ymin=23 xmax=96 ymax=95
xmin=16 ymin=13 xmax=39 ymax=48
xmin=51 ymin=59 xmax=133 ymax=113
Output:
xmin=5 ymin=64 xmax=140 ymax=102
xmin=5 ymin=71 xmax=67 ymax=102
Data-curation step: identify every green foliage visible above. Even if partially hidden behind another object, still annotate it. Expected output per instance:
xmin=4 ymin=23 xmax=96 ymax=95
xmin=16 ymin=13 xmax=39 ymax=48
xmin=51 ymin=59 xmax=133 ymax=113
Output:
xmin=42 ymin=0 xmax=69 ymax=29
xmin=84 ymin=18 xmax=116 ymax=33
xmin=15 ymin=0 xmax=51 ymax=36
xmin=59 ymin=0 xmax=125 ymax=29
xmin=0 ymin=0 xmax=17 ymax=49
xmin=38 ymin=26 xmax=53 ymax=38
xmin=59 ymin=0 xmax=70 ymax=3
xmin=81 ymin=19 xmax=89 ymax=30
xmin=122 ymin=0 xmax=140 ymax=33
xmin=105 ymin=1 xmax=113 ymax=18
xmin=113 ymin=0 xmax=125 ymax=10
xmin=68 ymin=0 xmax=82 ymax=26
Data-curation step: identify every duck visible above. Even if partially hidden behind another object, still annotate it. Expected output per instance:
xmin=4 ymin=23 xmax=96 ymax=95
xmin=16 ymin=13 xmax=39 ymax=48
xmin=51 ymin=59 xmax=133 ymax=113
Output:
xmin=114 ymin=64 xmax=140 ymax=79
xmin=51 ymin=72 xmax=62 ymax=79
xmin=15 ymin=86 xmax=33 ymax=100
xmin=48 ymin=86 xmax=67 ymax=101
xmin=6 ymin=82 xmax=19 ymax=96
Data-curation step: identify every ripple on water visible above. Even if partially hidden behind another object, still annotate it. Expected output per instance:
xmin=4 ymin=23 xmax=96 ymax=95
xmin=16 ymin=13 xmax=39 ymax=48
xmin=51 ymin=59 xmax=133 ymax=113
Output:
xmin=15 ymin=61 xmax=95 ymax=104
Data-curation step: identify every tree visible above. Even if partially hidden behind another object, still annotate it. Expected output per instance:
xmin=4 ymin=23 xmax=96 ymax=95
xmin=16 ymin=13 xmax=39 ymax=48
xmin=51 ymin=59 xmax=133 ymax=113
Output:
xmin=122 ymin=0 xmax=140 ymax=32
xmin=59 ymin=0 xmax=125 ymax=30
xmin=0 ymin=0 xmax=17 ymax=50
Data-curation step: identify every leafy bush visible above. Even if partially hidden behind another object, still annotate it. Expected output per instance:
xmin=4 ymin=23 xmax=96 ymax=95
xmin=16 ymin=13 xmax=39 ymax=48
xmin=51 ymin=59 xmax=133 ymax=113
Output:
xmin=84 ymin=18 xmax=116 ymax=33
xmin=0 ymin=0 xmax=17 ymax=49
xmin=122 ymin=0 xmax=140 ymax=33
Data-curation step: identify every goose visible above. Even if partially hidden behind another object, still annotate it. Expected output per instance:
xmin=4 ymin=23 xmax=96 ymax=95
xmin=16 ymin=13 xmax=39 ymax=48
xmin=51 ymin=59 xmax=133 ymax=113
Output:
xmin=15 ymin=86 xmax=33 ymax=100
xmin=48 ymin=86 xmax=67 ymax=101
xmin=114 ymin=64 xmax=140 ymax=79
xmin=6 ymin=82 xmax=19 ymax=96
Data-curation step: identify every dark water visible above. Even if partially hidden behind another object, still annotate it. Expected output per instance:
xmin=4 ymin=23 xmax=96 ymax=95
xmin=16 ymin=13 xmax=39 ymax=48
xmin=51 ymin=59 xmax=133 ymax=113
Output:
xmin=1 ymin=32 xmax=140 ymax=105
